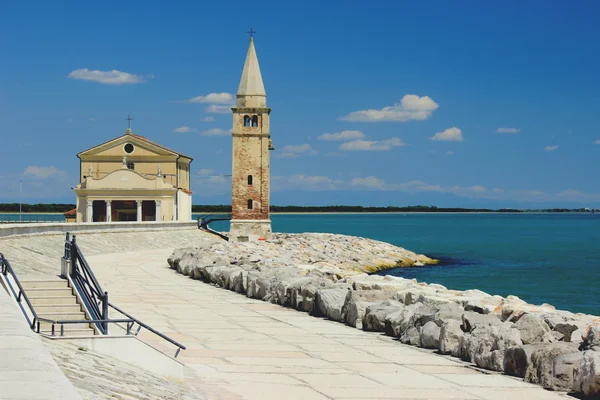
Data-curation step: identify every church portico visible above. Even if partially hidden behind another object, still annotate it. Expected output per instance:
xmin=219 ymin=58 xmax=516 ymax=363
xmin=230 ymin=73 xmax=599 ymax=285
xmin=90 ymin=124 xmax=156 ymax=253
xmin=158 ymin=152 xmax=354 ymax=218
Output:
xmin=81 ymin=198 xmax=163 ymax=222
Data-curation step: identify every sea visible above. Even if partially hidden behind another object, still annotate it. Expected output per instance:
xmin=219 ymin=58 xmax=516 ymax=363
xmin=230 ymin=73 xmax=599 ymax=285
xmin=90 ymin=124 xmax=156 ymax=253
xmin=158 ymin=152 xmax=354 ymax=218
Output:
xmin=2 ymin=212 xmax=598 ymax=315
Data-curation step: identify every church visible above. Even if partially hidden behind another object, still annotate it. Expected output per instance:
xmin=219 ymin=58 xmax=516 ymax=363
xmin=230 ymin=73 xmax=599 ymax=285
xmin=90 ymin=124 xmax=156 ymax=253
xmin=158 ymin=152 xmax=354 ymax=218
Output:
xmin=73 ymin=129 xmax=193 ymax=222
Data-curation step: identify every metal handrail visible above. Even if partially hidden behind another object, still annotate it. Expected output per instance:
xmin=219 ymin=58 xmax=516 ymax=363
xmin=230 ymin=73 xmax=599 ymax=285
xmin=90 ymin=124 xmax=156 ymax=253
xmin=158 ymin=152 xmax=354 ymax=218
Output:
xmin=2 ymin=237 xmax=187 ymax=358
xmin=108 ymin=302 xmax=187 ymax=357
xmin=69 ymin=234 xmax=109 ymax=333
xmin=0 ymin=253 xmax=40 ymax=329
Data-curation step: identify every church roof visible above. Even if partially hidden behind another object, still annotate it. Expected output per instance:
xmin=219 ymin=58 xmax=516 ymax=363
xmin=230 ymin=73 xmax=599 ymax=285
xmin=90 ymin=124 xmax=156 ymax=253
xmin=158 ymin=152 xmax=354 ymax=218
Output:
xmin=78 ymin=128 xmax=193 ymax=161
xmin=237 ymin=37 xmax=266 ymax=97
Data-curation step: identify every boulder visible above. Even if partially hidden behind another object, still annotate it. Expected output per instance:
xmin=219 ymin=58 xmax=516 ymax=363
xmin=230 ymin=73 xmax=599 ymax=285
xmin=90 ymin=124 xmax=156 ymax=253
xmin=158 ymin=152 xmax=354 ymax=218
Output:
xmin=574 ymin=351 xmax=600 ymax=396
xmin=461 ymin=311 xmax=502 ymax=333
xmin=504 ymin=344 xmax=543 ymax=378
xmin=312 ymin=287 xmax=349 ymax=322
xmin=440 ymin=320 xmax=463 ymax=355
xmin=553 ymin=323 xmax=578 ymax=343
xmin=581 ymin=324 xmax=600 ymax=351
xmin=400 ymin=326 xmax=420 ymax=346
xmin=524 ymin=342 xmax=581 ymax=391
xmin=553 ymin=351 xmax=584 ymax=392
xmin=420 ymin=321 xmax=441 ymax=349
xmin=458 ymin=323 xmax=522 ymax=371
xmin=384 ymin=303 xmax=434 ymax=337
xmin=515 ymin=314 xmax=551 ymax=344
xmin=362 ymin=300 xmax=404 ymax=332
xmin=341 ymin=290 xmax=394 ymax=329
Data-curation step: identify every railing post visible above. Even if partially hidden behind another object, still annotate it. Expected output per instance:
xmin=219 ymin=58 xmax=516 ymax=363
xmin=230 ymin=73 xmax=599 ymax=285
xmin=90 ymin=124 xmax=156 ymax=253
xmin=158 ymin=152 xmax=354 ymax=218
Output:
xmin=70 ymin=235 xmax=77 ymax=277
xmin=103 ymin=291 xmax=109 ymax=334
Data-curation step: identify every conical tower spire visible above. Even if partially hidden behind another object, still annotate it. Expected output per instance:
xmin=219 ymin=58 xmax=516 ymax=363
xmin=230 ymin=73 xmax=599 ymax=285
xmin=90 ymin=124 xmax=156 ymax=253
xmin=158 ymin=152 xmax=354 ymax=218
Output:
xmin=237 ymin=37 xmax=266 ymax=106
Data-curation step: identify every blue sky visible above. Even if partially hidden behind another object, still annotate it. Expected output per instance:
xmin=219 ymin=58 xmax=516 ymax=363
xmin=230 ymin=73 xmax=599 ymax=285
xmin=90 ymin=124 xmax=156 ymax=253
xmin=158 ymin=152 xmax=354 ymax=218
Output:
xmin=1 ymin=1 xmax=599 ymax=208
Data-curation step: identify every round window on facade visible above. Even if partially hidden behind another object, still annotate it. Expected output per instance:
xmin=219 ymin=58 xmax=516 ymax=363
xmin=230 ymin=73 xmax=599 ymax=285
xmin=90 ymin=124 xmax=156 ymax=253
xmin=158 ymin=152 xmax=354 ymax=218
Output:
xmin=124 ymin=143 xmax=135 ymax=154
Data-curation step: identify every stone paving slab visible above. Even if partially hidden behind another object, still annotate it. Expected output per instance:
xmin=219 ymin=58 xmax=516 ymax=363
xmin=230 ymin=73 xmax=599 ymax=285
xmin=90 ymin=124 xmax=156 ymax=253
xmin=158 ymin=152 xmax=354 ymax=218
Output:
xmin=53 ymin=248 xmax=575 ymax=400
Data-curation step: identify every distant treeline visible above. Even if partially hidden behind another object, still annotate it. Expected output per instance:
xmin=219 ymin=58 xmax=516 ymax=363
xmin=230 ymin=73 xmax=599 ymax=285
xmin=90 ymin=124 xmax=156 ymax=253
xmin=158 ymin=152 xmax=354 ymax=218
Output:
xmin=191 ymin=205 xmax=525 ymax=213
xmin=0 ymin=204 xmax=595 ymax=214
xmin=0 ymin=203 xmax=75 ymax=213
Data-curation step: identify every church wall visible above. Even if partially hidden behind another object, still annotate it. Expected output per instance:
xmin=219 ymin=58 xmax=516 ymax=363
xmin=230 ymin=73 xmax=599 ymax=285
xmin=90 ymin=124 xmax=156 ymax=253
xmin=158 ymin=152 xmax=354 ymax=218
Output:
xmin=80 ymin=160 xmax=180 ymax=188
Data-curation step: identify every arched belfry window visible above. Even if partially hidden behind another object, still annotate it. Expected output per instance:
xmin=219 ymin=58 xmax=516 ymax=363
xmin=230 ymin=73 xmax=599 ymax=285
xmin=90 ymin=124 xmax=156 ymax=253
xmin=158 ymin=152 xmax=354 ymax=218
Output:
xmin=247 ymin=199 xmax=253 ymax=210
xmin=243 ymin=115 xmax=251 ymax=127
xmin=248 ymin=175 xmax=253 ymax=185
xmin=251 ymin=115 xmax=258 ymax=127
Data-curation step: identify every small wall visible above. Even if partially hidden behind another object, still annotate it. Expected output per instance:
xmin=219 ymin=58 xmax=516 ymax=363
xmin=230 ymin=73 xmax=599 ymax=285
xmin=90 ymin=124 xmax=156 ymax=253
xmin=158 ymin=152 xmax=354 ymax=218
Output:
xmin=66 ymin=336 xmax=184 ymax=380
xmin=0 ymin=221 xmax=197 ymax=238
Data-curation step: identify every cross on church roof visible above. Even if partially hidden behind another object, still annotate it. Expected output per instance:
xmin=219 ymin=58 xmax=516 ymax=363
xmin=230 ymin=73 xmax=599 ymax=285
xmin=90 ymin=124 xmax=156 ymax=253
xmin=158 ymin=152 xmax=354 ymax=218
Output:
xmin=126 ymin=114 xmax=133 ymax=129
xmin=247 ymin=28 xmax=256 ymax=38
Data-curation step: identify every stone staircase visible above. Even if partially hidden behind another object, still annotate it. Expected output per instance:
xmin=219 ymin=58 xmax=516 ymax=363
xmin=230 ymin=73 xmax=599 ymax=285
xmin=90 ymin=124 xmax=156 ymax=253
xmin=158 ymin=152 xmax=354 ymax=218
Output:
xmin=20 ymin=278 xmax=96 ymax=337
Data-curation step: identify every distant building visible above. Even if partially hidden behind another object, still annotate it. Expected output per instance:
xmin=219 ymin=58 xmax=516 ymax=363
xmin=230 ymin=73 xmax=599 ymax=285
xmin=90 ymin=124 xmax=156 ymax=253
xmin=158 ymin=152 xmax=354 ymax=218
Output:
xmin=63 ymin=208 xmax=77 ymax=223
xmin=229 ymin=36 xmax=274 ymax=241
xmin=73 ymin=129 xmax=193 ymax=222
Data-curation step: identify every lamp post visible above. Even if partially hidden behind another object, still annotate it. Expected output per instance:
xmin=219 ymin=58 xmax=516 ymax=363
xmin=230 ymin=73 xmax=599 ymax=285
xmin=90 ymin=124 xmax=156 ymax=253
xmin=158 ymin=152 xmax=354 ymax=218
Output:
xmin=19 ymin=180 xmax=22 ymax=223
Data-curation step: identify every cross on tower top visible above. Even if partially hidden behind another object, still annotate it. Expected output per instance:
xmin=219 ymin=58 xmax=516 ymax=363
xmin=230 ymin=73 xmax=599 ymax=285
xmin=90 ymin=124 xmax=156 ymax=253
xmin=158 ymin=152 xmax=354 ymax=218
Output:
xmin=125 ymin=114 xmax=133 ymax=129
xmin=247 ymin=28 xmax=256 ymax=38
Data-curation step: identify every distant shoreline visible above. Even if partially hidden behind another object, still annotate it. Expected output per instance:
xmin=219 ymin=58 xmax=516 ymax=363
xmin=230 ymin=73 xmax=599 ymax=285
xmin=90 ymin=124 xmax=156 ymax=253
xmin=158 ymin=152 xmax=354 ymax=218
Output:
xmin=0 ymin=211 xmax=596 ymax=216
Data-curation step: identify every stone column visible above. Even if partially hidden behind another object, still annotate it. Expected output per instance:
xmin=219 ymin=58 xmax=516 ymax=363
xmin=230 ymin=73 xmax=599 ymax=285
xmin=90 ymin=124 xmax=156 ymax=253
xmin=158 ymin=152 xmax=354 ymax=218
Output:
xmin=136 ymin=200 xmax=143 ymax=222
xmin=155 ymin=200 xmax=162 ymax=222
xmin=106 ymin=200 xmax=112 ymax=222
xmin=86 ymin=200 xmax=93 ymax=223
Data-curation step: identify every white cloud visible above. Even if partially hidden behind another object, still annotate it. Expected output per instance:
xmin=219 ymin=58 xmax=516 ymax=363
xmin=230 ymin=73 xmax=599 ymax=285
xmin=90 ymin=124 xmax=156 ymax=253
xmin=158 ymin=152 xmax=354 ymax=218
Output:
xmin=197 ymin=168 xmax=214 ymax=175
xmin=351 ymin=176 xmax=386 ymax=189
xmin=497 ymin=128 xmax=520 ymax=134
xmin=173 ymin=126 xmax=192 ymax=133
xmin=188 ymin=92 xmax=234 ymax=104
xmin=272 ymin=175 xmax=341 ymax=191
xmin=446 ymin=151 xmax=454 ymax=156
xmin=200 ymin=128 xmax=230 ymax=136
xmin=594 ymin=140 xmax=600 ymax=145
xmin=24 ymin=166 xmax=66 ymax=179
xmin=339 ymin=94 xmax=438 ymax=122
xmin=206 ymin=105 xmax=232 ymax=114
xmin=318 ymin=130 xmax=365 ymax=141
xmin=469 ymin=185 xmax=486 ymax=193
xmin=201 ymin=116 xmax=215 ymax=122
xmin=67 ymin=68 xmax=145 ymax=85
xmin=339 ymin=137 xmax=405 ymax=151
xmin=431 ymin=127 xmax=463 ymax=142
xmin=89 ymin=118 xmax=96 ymax=122
xmin=277 ymin=144 xmax=317 ymax=159
xmin=492 ymin=188 xmax=504 ymax=193
xmin=545 ymin=145 xmax=559 ymax=152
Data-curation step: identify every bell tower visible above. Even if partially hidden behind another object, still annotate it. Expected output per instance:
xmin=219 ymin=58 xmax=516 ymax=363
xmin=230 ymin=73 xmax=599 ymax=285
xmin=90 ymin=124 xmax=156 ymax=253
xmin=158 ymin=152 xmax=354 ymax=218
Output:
xmin=230 ymin=35 xmax=273 ymax=241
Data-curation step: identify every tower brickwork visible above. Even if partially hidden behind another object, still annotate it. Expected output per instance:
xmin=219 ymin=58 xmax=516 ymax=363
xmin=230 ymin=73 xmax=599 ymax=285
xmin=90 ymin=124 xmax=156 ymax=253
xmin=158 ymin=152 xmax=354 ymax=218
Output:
xmin=229 ymin=37 xmax=272 ymax=241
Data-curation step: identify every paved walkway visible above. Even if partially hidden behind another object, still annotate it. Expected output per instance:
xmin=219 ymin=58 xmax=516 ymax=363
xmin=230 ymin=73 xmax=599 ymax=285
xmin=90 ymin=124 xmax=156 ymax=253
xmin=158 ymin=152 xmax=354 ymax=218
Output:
xmin=86 ymin=249 xmax=571 ymax=400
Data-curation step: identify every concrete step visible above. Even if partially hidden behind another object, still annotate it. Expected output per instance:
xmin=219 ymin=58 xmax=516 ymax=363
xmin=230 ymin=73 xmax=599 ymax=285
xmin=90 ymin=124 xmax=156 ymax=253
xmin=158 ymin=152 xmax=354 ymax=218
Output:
xmin=29 ymin=296 xmax=79 ymax=306
xmin=37 ymin=311 xmax=87 ymax=321
xmin=35 ymin=304 xmax=83 ymax=313
xmin=25 ymin=288 xmax=74 ymax=298
xmin=20 ymin=280 xmax=69 ymax=290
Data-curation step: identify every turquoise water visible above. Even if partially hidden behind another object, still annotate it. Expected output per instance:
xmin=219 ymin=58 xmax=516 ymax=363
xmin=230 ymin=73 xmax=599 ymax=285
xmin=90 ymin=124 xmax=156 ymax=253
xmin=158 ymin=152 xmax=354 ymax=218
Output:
xmin=206 ymin=213 xmax=600 ymax=315
xmin=0 ymin=213 xmax=64 ymax=223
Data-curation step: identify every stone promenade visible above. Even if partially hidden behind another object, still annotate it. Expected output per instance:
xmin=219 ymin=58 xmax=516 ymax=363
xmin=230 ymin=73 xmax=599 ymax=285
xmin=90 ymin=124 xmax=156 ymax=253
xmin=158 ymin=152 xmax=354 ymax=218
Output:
xmin=86 ymin=249 xmax=572 ymax=400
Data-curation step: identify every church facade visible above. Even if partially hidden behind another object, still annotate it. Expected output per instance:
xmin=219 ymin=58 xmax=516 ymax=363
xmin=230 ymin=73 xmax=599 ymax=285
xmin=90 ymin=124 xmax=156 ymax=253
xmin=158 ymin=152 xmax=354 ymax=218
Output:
xmin=229 ymin=36 xmax=274 ymax=241
xmin=73 ymin=129 xmax=193 ymax=223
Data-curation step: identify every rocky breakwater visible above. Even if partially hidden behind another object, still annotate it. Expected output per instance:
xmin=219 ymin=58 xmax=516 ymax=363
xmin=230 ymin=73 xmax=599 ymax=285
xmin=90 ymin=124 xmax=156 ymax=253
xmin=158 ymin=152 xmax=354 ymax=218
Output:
xmin=168 ymin=233 xmax=600 ymax=397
